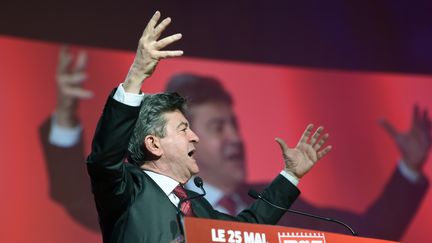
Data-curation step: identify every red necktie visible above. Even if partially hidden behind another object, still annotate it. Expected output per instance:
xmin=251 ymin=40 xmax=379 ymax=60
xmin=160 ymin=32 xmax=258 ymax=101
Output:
xmin=217 ymin=195 xmax=237 ymax=215
xmin=173 ymin=185 xmax=195 ymax=217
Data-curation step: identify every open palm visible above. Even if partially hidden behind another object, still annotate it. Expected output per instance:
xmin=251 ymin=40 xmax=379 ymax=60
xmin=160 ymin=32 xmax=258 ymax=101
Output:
xmin=276 ymin=124 xmax=332 ymax=178
xmin=380 ymin=105 xmax=431 ymax=172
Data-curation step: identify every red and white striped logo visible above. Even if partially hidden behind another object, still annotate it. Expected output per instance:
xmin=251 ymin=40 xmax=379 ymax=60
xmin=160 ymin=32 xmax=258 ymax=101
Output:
xmin=278 ymin=232 xmax=326 ymax=243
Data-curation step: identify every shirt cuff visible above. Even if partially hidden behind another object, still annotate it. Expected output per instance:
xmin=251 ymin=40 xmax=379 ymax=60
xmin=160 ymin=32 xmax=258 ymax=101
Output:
xmin=113 ymin=83 xmax=144 ymax=106
xmin=398 ymin=159 xmax=420 ymax=183
xmin=280 ymin=170 xmax=300 ymax=186
xmin=49 ymin=115 xmax=82 ymax=148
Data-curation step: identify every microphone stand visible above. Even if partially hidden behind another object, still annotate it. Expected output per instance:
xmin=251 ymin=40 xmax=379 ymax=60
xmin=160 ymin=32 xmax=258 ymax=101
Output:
xmin=248 ymin=189 xmax=358 ymax=236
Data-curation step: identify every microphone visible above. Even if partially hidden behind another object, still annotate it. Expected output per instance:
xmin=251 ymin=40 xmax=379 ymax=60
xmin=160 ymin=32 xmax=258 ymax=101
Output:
xmin=248 ymin=189 xmax=358 ymax=236
xmin=178 ymin=177 xmax=207 ymax=208
xmin=176 ymin=177 xmax=207 ymax=235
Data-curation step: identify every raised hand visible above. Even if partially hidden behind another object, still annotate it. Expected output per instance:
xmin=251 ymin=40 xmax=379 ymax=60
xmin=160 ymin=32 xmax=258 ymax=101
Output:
xmin=380 ymin=105 xmax=432 ymax=173
xmin=56 ymin=46 xmax=92 ymax=127
xmin=124 ymin=11 xmax=183 ymax=94
xmin=276 ymin=124 xmax=332 ymax=179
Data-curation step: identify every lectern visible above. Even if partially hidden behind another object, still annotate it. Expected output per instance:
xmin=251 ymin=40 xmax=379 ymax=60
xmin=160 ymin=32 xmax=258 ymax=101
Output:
xmin=183 ymin=217 xmax=399 ymax=243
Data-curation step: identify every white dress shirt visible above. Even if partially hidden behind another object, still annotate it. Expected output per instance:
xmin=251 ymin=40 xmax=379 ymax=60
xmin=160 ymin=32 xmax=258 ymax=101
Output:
xmin=144 ymin=170 xmax=183 ymax=207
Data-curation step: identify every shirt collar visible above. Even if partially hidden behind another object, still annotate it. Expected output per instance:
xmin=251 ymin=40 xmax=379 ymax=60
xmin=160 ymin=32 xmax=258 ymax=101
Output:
xmin=144 ymin=170 xmax=179 ymax=196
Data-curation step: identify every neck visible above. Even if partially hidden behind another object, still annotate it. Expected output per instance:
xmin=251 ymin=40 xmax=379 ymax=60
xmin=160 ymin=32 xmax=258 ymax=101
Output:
xmin=141 ymin=161 xmax=189 ymax=184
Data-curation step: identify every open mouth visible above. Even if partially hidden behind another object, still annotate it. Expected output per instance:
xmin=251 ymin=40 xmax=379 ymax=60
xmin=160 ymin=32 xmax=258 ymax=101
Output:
xmin=226 ymin=151 xmax=245 ymax=161
xmin=188 ymin=149 xmax=195 ymax=157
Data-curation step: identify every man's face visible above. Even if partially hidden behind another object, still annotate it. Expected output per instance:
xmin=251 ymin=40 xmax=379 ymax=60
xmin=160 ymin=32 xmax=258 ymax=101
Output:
xmin=159 ymin=110 xmax=200 ymax=183
xmin=189 ymin=101 xmax=245 ymax=189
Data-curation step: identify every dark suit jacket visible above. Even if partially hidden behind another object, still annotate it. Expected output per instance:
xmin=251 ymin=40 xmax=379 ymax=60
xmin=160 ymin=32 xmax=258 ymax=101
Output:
xmin=39 ymin=117 xmax=99 ymax=231
xmin=86 ymin=91 xmax=300 ymax=243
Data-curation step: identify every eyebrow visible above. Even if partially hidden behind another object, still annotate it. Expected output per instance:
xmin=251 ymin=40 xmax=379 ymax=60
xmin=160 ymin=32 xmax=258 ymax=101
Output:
xmin=177 ymin=121 xmax=189 ymax=130
xmin=207 ymin=117 xmax=224 ymax=124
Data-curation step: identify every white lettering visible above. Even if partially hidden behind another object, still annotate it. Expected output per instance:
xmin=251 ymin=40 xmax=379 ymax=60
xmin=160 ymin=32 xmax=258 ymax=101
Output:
xmin=257 ymin=233 xmax=266 ymax=243
xmin=211 ymin=228 xmax=226 ymax=242
xmin=243 ymin=232 xmax=254 ymax=243
xmin=227 ymin=230 xmax=242 ymax=243
xmin=243 ymin=232 xmax=267 ymax=243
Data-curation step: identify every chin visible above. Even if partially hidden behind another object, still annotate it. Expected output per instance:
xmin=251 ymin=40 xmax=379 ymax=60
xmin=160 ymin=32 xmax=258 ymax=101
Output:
xmin=229 ymin=167 xmax=245 ymax=180
xmin=190 ymin=165 xmax=200 ymax=175
xmin=227 ymin=161 xmax=245 ymax=172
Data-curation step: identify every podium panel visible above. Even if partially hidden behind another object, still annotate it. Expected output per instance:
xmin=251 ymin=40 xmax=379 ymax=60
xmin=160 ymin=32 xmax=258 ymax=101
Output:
xmin=184 ymin=217 xmax=399 ymax=243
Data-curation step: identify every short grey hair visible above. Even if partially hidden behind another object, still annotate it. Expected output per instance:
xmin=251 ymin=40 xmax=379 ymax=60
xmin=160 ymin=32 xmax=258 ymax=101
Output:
xmin=127 ymin=92 xmax=187 ymax=166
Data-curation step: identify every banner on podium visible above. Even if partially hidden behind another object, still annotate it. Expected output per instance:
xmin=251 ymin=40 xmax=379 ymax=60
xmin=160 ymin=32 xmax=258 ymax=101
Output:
xmin=184 ymin=217 xmax=398 ymax=243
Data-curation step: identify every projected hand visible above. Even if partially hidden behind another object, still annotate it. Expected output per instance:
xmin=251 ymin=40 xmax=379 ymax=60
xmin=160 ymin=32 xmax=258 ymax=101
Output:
xmin=380 ymin=105 xmax=432 ymax=174
xmin=124 ymin=11 xmax=183 ymax=93
xmin=56 ymin=46 xmax=92 ymax=127
xmin=276 ymin=124 xmax=332 ymax=179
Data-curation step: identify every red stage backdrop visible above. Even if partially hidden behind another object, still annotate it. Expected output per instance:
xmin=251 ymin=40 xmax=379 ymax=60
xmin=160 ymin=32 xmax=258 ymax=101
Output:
xmin=0 ymin=36 xmax=430 ymax=243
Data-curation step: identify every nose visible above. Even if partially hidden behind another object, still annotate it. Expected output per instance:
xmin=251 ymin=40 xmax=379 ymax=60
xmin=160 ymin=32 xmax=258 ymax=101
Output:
xmin=225 ymin=123 xmax=241 ymax=144
xmin=189 ymin=129 xmax=199 ymax=143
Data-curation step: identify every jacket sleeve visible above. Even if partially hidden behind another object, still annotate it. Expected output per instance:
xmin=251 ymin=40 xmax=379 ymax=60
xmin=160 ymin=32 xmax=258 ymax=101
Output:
xmin=39 ymin=117 xmax=99 ymax=231
xmin=203 ymin=174 xmax=300 ymax=225
xmin=86 ymin=89 xmax=141 ymax=212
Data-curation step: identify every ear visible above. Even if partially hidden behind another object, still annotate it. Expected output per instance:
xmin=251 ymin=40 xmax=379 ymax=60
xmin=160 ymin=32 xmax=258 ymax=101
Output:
xmin=144 ymin=135 xmax=163 ymax=157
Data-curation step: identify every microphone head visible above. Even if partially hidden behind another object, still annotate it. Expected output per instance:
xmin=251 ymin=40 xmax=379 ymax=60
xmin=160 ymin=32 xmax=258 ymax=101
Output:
xmin=247 ymin=189 xmax=260 ymax=199
xmin=194 ymin=176 xmax=204 ymax=188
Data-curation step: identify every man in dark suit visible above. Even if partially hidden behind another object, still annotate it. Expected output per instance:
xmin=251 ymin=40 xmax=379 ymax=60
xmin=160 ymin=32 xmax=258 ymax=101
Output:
xmin=86 ymin=11 xmax=332 ymax=243
xmin=165 ymin=73 xmax=431 ymax=241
